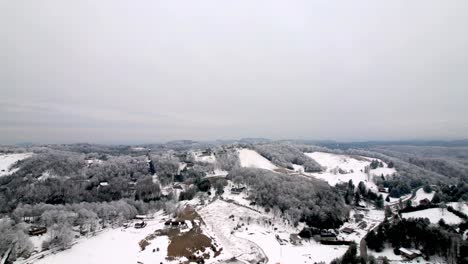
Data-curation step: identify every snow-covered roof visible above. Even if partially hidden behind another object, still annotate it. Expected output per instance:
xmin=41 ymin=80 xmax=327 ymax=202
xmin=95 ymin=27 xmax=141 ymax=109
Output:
xmin=399 ymin=248 xmax=415 ymax=256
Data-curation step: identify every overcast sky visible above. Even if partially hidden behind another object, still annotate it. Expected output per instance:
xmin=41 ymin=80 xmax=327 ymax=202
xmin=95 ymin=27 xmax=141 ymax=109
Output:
xmin=1 ymin=1 xmax=467 ymax=144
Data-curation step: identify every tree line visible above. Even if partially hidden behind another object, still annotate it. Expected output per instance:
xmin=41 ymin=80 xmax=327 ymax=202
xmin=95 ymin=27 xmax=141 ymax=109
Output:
xmin=228 ymin=167 xmax=349 ymax=228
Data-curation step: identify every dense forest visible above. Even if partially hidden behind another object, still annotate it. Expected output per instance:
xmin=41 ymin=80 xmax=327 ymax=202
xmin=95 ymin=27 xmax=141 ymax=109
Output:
xmin=366 ymin=218 xmax=467 ymax=263
xmin=229 ymin=167 xmax=349 ymax=228
xmin=253 ymin=143 xmax=323 ymax=172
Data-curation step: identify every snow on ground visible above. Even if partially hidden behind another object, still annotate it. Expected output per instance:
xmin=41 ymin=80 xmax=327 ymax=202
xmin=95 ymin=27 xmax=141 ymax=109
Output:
xmin=303 ymin=152 xmax=396 ymax=193
xmin=206 ymin=169 xmax=229 ymax=178
xmin=21 ymin=212 xmax=172 ymax=264
xmin=338 ymin=208 xmax=385 ymax=244
xmin=448 ymin=202 xmax=468 ymax=215
xmin=292 ymin=164 xmax=305 ymax=173
xmin=368 ymin=246 xmax=404 ymax=262
xmin=29 ymin=235 xmax=48 ymax=253
xmin=411 ymin=188 xmax=435 ymax=206
xmin=384 ymin=193 xmax=412 ymax=207
xmin=369 ymin=246 xmax=446 ymax=264
xmin=193 ymin=152 xmax=216 ymax=163
xmin=220 ymin=184 xmax=268 ymax=212
xmin=305 ymin=152 xmax=369 ymax=173
xmin=402 ymin=208 xmax=463 ymax=225
xmin=238 ymin=149 xmax=277 ymax=171
xmin=177 ymin=162 xmax=187 ymax=174
xmin=199 ymin=199 xmax=347 ymax=264
xmin=309 ymin=170 xmax=377 ymax=191
xmin=236 ymin=225 xmax=347 ymax=264
xmin=370 ymin=167 xmax=396 ymax=178
xmin=0 ymin=153 xmax=32 ymax=177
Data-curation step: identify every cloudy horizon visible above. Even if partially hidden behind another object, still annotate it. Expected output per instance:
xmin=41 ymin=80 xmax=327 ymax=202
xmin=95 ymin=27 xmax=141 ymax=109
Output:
xmin=1 ymin=1 xmax=468 ymax=144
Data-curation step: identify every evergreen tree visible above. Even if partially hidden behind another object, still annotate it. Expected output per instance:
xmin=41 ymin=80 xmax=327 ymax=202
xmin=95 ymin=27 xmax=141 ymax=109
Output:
xmin=385 ymin=206 xmax=393 ymax=218
xmin=423 ymin=184 xmax=432 ymax=193
xmin=376 ymin=195 xmax=384 ymax=209
xmin=341 ymin=242 xmax=358 ymax=264
xmin=354 ymin=192 xmax=361 ymax=206
xmin=432 ymin=192 xmax=441 ymax=204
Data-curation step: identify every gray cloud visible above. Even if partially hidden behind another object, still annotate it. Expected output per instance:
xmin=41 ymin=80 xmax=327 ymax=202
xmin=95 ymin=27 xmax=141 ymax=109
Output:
xmin=1 ymin=1 xmax=467 ymax=144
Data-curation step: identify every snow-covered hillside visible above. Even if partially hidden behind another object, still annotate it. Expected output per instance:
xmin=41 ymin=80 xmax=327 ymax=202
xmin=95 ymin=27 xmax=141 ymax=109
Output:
xmin=0 ymin=153 xmax=32 ymax=177
xmin=238 ymin=149 xmax=277 ymax=171
xmin=22 ymin=212 xmax=170 ymax=264
xmin=305 ymin=152 xmax=369 ymax=173
xmin=303 ymin=152 xmax=396 ymax=192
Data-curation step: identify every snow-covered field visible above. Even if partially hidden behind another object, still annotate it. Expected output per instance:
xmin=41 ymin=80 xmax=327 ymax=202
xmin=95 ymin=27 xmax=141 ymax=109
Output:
xmin=303 ymin=152 xmax=395 ymax=193
xmin=402 ymin=208 xmax=463 ymax=225
xmin=448 ymin=202 xmax=468 ymax=215
xmin=236 ymin=226 xmax=347 ymax=264
xmin=305 ymin=152 xmax=370 ymax=173
xmin=0 ymin=153 xmax=32 ymax=177
xmin=238 ymin=149 xmax=277 ymax=171
xmin=199 ymin=199 xmax=347 ymax=264
xmin=19 ymin=212 xmax=171 ymax=264
xmin=411 ymin=188 xmax=435 ymax=206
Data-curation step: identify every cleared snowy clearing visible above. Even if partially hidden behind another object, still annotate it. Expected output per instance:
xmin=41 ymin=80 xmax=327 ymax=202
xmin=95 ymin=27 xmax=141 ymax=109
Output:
xmin=305 ymin=152 xmax=370 ymax=172
xmin=0 ymin=153 xmax=32 ymax=177
xmin=411 ymin=188 xmax=435 ymax=206
xmin=402 ymin=208 xmax=463 ymax=225
xmin=236 ymin=226 xmax=347 ymax=264
xmin=199 ymin=199 xmax=347 ymax=264
xmin=23 ymin=212 xmax=171 ymax=264
xmin=448 ymin=202 xmax=468 ymax=215
xmin=238 ymin=149 xmax=277 ymax=171
xmin=303 ymin=152 xmax=396 ymax=193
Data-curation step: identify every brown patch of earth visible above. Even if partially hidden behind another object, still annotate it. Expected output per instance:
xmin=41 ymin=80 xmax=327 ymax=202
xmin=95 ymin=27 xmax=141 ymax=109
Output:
xmin=139 ymin=206 xmax=222 ymax=263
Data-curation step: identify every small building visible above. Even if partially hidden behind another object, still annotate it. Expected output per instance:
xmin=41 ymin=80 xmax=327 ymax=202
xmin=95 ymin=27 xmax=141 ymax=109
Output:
xmin=99 ymin=182 xmax=109 ymax=187
xmin=399 ymin=248 xmax=421 ymax=260
xmin=134 ymin=221 xmax=147 ymax=229
xmin=357 ymin=221 xmax=367 ymax=229
xmin=173 ymin=183 xmax=184 ymax=190
xmin=135 ymin=215 xmax=154 ymax=220
xmin=419 ymin=198 xmax=430 ymax=206
xmin=28 ymin=226 xmax=47 ymax=236
xmin=320 ymin=230 xmax=337 ymax=241
xmin=231 ymin=187 xmax=246 ymax=194
xmin=23 ymin=215 xmax=40 ymax=223
xmin=378 ymin=187 xmax=390 ymax=193
xmin=290 ymin=234 xmax=302 ymax=245
xmin=341 ymin=227 xmax=354 ymax=234
xmin=354 ymin=213 xmax=364 ymax=222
